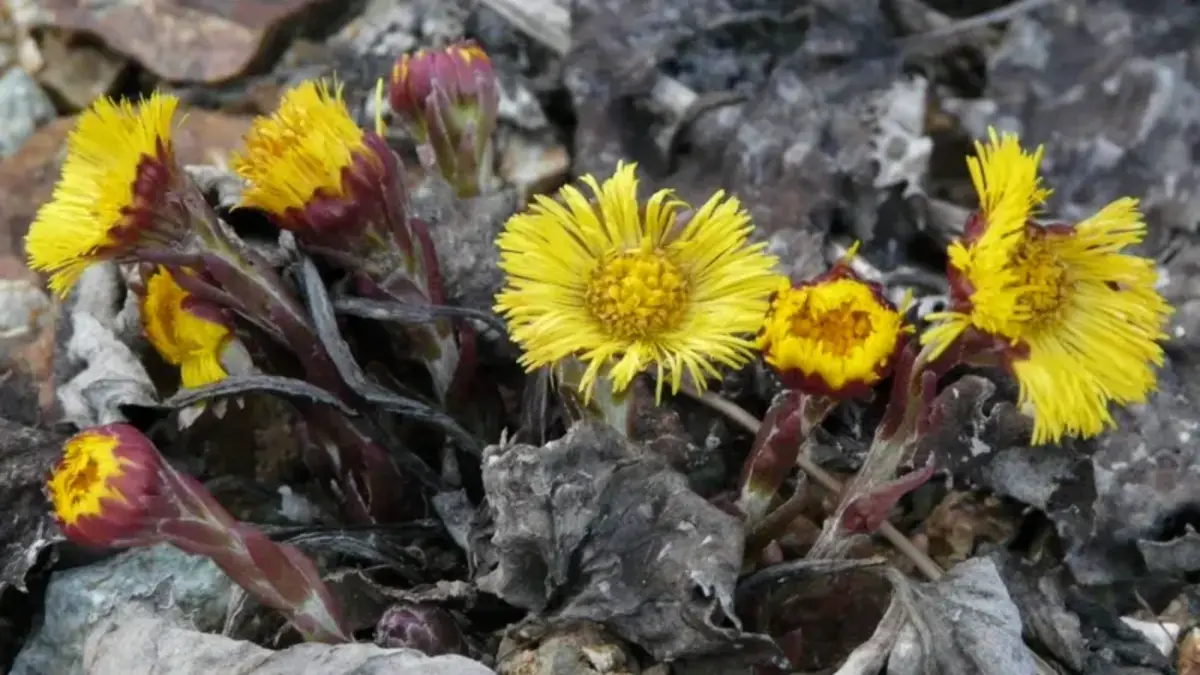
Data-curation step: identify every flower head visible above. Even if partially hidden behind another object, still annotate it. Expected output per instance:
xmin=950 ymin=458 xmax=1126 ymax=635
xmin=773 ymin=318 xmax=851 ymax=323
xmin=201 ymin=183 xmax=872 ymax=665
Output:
xmin=25 ymin=93 xmax=182 ymax=297
xmin=233 ymin=79 xmax=403 ymax=241
xmin=47 ymin=424 xmax=162 ymax=546
xmin=390 ymin=40 xmax=499 ymax=197
xmin=923 ymin=129 xmax=1172 ymax=444
xmin=757 ymin=245 xmax=911 ymax=397
xmin=494 ymin=162 xmax=780 ymax=400
xmin=141 ymin=266 xmax=233 ymax=389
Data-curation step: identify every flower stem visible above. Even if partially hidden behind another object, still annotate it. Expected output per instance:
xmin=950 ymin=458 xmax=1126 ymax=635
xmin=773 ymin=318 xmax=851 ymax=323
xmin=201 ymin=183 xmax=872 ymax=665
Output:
xmin=148 ymin=460 xmax=352 ymax=642
xmin=736 ymin=390 xmax=835 ymax=525
xmin=687 ymin=389 xmax=943 ymax=581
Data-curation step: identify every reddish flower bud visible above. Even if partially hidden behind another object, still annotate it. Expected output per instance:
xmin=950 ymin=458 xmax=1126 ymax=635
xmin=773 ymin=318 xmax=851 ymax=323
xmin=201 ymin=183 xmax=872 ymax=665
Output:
xmin=390 ymin=40 xmax=500 ymax=197
xmin=46 ymin=424 xmax=163 ymax=546
xmin=756 ymin=243 xmax=912 ymax=399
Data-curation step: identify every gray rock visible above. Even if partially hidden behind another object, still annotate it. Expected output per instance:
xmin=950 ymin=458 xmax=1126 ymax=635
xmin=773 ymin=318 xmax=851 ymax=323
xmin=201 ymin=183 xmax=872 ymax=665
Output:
xmin=12 ymin=544 xmax=235 ymax=675
xmin=0 ymin=66 xmax=55 ymax=158
xmin=976 ymin=0 xmax=1200 ymax=237
xmin=82 ymin=605 xmax=496 ymax=675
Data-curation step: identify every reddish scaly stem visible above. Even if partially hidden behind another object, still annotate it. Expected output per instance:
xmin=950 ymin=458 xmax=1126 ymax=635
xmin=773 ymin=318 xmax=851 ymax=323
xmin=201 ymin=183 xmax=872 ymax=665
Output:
xmin=737 ymin=390 xmax=836 ymax=525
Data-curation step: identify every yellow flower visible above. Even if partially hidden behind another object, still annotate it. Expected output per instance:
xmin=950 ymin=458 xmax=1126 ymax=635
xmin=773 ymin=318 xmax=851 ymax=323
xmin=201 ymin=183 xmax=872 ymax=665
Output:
xmin=141 ymin=267 xmax=232 ymax=388
xmin=922 ymin=129 xmax=1172 ymax=444
xmin=25 ymin=93 xmax=180 ymax=297
xmin=757 ymin=245 xmax=911 ymax=397
xmin=232 ymin=79 xmax=367 ymax=218
xmin=47 ymin=424 xmax=162 ymax=546
xmin=494 ymin=162 xmax=780 ymax=400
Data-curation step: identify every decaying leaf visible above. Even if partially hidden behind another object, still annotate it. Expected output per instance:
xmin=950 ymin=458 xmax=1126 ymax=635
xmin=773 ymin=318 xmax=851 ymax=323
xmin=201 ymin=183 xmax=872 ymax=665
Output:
xmin=834 ymin=558 xmax=1035 ymax=675
xmin=473 ymin=420 xmax=785 ymax=665
xmin=55 ymin=263 xmax=158 ymax=427
xmin=0 ymin=419 xmax=68 ymax=593
xmin=1138 ymin=527 xmax=1200 ymax=577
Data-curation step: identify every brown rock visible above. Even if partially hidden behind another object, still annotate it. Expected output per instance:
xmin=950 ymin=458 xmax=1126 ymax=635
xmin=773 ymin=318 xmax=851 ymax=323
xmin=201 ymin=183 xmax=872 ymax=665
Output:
xmin=497 ymin=129 xmax=570 ymax=204
xmin=34 ymin=28 xmax=129 ymax=110
xmin=172 ymin=109 xmax=257 ymax=167
xmin=32 ymin=0 xmax=337 ymax=84
xmin=0 ymin=115 xmax=72 ymax=259
xmin=0 ymin=109 xmax=255 ymax=259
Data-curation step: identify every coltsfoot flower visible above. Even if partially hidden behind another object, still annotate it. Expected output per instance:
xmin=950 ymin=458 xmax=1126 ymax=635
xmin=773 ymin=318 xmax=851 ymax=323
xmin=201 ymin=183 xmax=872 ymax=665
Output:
xmin=47 ymin=424 xmax=162 ymax=546
xmin=233 ymin=77 xmax=461 ymax=403
xmin=141 ymin=266 xmax=234 ymax=389
xmin=390 ymin=40 xmax=499 ymax=197
xmin=233 ymin=79 xmax=405 ymax=247
xmin=47 ymin=423 xmax=350 ymax=642
xmin=25 ymin=93 xmax=186 ymax=297
xmin=757 ymin=244 xmax=911 ymax=398
xmin=922 ymin=128 xmax=1172 ymax=444
xmin=494 ymin=162 xmax=780 ymax=400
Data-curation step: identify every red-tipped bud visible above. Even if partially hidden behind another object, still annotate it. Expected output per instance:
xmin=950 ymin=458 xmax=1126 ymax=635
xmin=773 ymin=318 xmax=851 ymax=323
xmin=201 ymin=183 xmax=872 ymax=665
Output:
xmin=390 ymin=40 xmax=500 ymax=197
xmin=47 ymin=424 xmax=163 ymax=546
xmin=756 ymin=244 xmax=913 ymax=399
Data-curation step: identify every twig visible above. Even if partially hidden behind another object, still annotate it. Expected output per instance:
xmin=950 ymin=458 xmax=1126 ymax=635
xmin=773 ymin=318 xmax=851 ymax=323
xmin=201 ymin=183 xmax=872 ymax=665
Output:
xmin=898 ymin=0 xmax=1056 ymax=46
xmin=687 ymin=389 xmax=944 ymax=581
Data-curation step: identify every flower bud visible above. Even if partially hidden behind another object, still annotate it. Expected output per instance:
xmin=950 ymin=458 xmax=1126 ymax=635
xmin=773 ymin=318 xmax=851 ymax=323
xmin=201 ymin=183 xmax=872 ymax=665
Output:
xmin=390 ymin=40 xmax=500 ymax=197
xmin=374 ymin=603 xmax=465 ymax=656
xmin=47 ymin=424 xmax=163 ymax=546
xmin=757 ymin=244 xmax=912 ymax=399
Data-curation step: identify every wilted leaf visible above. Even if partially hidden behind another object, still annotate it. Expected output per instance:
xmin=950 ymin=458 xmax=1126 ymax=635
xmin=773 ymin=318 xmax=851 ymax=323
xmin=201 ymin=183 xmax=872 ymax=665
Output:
xmin=990 ymin=551 xmax=1088 ymax=672
xmin=834 ymin=558 xmax=1035 ymax=675
xmin=56 ymin=263 xmax=158 ymax=427
xmin=0 ymin=419 xmax=68 ymax=593
xmin=1138 ymin=527 xmax=1200 ymax=577
xmin=474 ymin=420 xmax=785 ymax=665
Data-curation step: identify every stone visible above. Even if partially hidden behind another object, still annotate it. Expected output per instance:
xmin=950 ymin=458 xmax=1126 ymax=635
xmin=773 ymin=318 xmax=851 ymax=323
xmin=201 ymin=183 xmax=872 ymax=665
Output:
xmin=12 ymin=544 xmax=236 ymax=675
xmin=0 ymin=66 xmax=55 ymax=158
xmin=82 ymin=604 xmax=497 ymax=675
xmin=32 ymin=29 xmax=128 ymax=110
xmin=497 ymin=129 xmax=570 ymax=203
xmin=27 ymin=0 xmax=342 ymax=84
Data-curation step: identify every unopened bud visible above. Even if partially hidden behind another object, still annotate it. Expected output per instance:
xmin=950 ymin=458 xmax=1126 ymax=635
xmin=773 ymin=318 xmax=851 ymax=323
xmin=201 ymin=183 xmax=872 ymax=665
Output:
xmin=390 ymin=40 xmax=499 ymax=197
xmin=47 ymin=424 xmax=163 ymax=546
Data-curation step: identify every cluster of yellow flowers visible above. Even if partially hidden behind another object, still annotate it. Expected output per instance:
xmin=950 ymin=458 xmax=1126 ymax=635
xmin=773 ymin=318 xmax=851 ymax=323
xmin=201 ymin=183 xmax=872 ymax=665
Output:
xmin=20 ymin=51 xmax=1170 ymax=456
xmin=28 ymin=42 xmax=502 ymax=533
xmin=494 ymin=131 xmax=1172 ymax=445
xmin=24 ymin=81 xmax=409 ymax=392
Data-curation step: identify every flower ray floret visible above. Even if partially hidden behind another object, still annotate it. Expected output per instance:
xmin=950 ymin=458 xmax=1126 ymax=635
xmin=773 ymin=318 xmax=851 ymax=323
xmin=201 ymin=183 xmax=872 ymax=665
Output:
xmin=47 ymin=424 xmax=162 ymax=545
xmin=233 ymin=79 xmax=405 ymax=245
